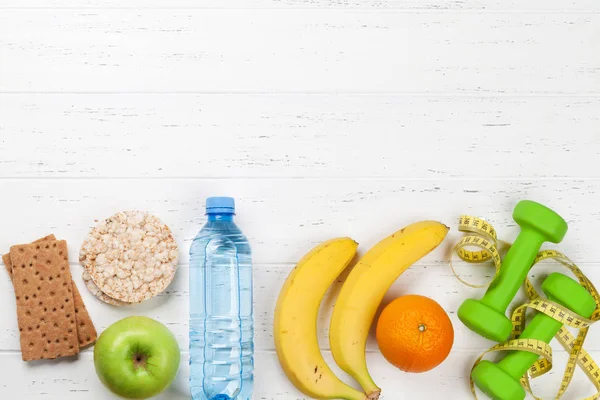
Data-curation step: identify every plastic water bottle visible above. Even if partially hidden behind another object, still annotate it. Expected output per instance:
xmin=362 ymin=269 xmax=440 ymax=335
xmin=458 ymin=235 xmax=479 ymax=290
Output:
xmin=189 ymin=197 xmax=254 ymax=400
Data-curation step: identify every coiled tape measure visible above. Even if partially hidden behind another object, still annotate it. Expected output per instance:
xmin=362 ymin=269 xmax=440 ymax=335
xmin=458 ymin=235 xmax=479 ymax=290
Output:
xmin=451 ymin=216 xmax=600 ymax=400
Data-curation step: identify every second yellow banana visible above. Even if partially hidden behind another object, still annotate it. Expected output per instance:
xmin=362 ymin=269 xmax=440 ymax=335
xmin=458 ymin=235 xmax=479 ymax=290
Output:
xmin=329 ymin=221 xmax=450 ymax=399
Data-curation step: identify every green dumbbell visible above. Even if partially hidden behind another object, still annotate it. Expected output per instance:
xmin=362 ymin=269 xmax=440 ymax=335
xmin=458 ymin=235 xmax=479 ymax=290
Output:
xmin=458 ymin=200 xmax=568 ymax=342
xmin=472 ymin=273 xmax=596 ymax=400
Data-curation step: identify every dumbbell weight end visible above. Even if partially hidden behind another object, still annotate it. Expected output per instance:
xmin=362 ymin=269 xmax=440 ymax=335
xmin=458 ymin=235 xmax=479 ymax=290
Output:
xmin=471 ymin=273 xmax=597 ymax=400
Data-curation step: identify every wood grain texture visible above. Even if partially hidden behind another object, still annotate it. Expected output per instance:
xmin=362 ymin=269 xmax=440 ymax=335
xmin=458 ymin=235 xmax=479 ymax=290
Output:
xmin=1 ymin=11 xmax=599 ymax=93
xmin=3 ymin=262 xmax=600 ymax=353
xmin=1 ymin=0 xmax=599 ymax=398
xmin=1 ymin=260 xmax=599 ymax=398
xmin=0 ymin=179 xmax=598 ymax=264
xmin=0 ymin=350 xmax=597 ymax=399
xmin=1 ymin=94 xmax=599 ymax=179
xmin=0 ymin=0 xmax=599 ymax=10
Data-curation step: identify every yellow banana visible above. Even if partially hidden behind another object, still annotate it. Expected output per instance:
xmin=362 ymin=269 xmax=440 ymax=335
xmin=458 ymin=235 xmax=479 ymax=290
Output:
xmin=274 ymin=238 xmax=367 ymax=400
xmin=329 ymin=221 xmax=450 ymax=399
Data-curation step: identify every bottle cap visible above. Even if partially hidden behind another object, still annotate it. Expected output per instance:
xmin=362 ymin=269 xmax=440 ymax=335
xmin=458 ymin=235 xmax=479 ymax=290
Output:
xmin=206 ymin=197 xmax=235 ymax=214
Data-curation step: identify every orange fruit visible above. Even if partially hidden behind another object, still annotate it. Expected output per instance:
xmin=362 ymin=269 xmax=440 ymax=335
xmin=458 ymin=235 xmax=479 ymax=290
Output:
xmin=375 ymin=294 xmax=454 ymax=373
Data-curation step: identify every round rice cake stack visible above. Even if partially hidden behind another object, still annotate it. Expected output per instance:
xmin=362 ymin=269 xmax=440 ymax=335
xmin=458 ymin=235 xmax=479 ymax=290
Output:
xmin=79 ymin=210 xmax=179 ymax=304
xmin=81 ymin=270 xmax=129 ymax=307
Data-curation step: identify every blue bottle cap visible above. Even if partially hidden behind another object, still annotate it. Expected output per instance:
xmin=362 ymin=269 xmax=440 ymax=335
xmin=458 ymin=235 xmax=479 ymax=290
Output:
xmin=206 ymin=197 xmax=235 ymax=214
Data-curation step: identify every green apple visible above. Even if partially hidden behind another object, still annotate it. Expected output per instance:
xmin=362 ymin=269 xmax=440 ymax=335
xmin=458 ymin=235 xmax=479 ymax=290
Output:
xmin=94 ymin=316 xmax=180 ymax=399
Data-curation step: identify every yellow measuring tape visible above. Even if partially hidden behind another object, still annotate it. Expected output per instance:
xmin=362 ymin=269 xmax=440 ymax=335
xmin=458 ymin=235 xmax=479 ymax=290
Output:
xmin=451 ymin=216 xmax=600 ymax=400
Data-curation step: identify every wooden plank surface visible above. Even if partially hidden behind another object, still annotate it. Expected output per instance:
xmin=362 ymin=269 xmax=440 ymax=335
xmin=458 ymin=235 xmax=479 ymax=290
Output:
xmin=1 ymin=11 xmax=598 ymax=94
xmin=0 ymin=350 xmax=598 ymax=399
xmin=2 ymin=261 xmax=599 ymax=352
xmin=0 ymin=0 xmax=599 ymax=10
xmin=1 ymin=0 xmax=599 ymax=398
xmin=0 ymin=179 xmax=598 ymax=264
xmin=1 ymin=94 xmax=598 ymax=179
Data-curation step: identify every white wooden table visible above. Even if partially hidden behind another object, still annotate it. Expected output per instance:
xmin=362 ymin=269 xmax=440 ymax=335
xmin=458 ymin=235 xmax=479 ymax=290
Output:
xmin=0 ymin=0 xmax=599 ymax=398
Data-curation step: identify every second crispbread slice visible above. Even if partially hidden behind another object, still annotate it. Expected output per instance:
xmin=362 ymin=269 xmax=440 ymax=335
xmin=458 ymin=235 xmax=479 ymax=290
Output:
xmin=2 ymin=253 xmax=11 ymax=276
xmin=71 ymin=282 xmax=97 ymax=348
xmin=3 ymin=235 xmax=97 ymax=349
xmin=10 ymin=240 xmax=79 ymax=361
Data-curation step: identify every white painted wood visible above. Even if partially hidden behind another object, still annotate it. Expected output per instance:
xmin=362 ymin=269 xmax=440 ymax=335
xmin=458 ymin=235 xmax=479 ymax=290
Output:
xmin=0 ymin=178 xmax=598 ymax=398
xmin=1 ymin=178 xmax=598 ymax=397
xmin=2 ymin=262 xmax=598 ymax=354
xmin=0 ymin=179 xmax=599 ymax=264
xmin=1 ymin=95 xmax=599 ymax=179
xmin=1 ymin=11 xmax=599 ymax=94
xmin=0 ymin=0 xmax=599 ymax=397
xmin=0 ymin=0 xmax=599 ymax=10
xmin=0 ymin=349 xmax=598 ymax=400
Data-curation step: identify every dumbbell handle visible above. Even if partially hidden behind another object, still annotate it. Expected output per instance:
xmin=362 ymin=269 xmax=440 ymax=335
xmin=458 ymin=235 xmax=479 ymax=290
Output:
xmin=497 ymin=310 xmax=561 ymax=380
xmin=482 ymin=230 xmax=544 ymax=313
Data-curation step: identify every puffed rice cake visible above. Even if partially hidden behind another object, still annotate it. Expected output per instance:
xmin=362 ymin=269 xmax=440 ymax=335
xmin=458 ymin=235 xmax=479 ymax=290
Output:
xmin=79 ymin=210 xmax=179 ymax=303
xmin=81 ymin=269 xmax=129 ymax=307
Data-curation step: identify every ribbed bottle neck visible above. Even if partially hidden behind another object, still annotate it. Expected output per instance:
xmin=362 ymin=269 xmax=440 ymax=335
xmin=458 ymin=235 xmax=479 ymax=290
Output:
xmin=207 ymin=213 xmax=234 ymax=221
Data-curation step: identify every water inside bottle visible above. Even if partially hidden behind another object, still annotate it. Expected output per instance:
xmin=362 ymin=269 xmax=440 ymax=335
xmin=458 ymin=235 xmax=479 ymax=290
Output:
xmin=189 ymin=198 xmax=253 ymax=400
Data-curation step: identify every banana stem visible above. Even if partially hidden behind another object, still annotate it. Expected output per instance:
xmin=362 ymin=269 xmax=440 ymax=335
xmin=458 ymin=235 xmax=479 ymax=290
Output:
xmin=355 ymin=373 xmax=380 ymax=400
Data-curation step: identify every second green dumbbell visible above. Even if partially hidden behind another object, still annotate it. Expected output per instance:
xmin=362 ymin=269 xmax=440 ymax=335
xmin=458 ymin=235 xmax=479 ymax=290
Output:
xmin=471 ymin=273 xmax=597 ymax=400
xmin=458 ymin=200 xmax=568 ymax=342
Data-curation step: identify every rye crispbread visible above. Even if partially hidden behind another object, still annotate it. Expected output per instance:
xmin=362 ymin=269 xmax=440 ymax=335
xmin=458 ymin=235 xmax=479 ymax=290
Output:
xmin=10 ymin=240 xmax=80 ymax=361
xmin=3 ymin=235 xmax=55 ymax=277
xmin=4 ymin=235 xmax=97 ymax=350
